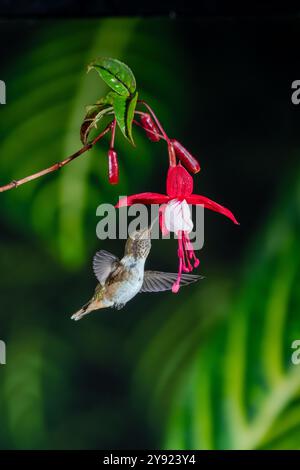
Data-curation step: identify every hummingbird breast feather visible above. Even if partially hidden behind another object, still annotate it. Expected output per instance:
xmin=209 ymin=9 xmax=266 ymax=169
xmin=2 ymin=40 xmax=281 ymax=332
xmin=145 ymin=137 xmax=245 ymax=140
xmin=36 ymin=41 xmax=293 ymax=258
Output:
xmin=105 ymin=256 xmax=145 ymax=308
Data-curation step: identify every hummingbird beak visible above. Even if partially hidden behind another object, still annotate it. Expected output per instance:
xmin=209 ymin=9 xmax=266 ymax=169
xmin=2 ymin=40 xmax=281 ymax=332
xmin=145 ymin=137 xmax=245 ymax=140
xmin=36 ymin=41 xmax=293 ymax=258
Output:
xmin=149 ymin=214 xmax=159 ymax=233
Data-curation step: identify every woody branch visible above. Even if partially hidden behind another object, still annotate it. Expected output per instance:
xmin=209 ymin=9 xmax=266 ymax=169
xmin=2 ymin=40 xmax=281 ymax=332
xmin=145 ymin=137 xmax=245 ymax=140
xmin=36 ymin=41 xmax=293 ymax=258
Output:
xmin=0 ymin=122 xmax=114 ymax=193
xmin=0 ymin=106 xmax=169 ymax=194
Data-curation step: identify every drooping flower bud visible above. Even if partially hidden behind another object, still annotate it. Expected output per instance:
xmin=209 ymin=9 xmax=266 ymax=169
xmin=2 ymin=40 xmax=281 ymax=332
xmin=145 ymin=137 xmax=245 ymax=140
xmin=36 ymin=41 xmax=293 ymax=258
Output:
xmin=171 ymin=139 xmax=200 ymax=174
xmin=140 ymin=114 xmax=161 ymax=142
xmin=108 ymin=149 xmax=119 ymax=184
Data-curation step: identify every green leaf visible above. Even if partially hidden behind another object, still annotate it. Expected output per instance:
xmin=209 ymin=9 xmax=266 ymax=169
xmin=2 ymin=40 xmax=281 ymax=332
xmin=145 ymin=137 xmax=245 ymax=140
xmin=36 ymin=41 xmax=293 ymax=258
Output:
xmin=81 ymin=92 xmax=115 ymax=144
xmin=113 ymin=91 xmax=138 ymax=145
xmin=80 ymin=102 xmax=113 ymax=145
xmin=88 ymin=57 xmax=136 ymax=97
xmin=80 ymin=104 xmax=112 ymax=145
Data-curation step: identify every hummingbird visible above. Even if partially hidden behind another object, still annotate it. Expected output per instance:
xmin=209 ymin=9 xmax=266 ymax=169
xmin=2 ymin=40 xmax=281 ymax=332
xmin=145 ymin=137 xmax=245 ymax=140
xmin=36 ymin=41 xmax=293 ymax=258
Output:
xmin=71 ymin=227 xmax=202 ymax=321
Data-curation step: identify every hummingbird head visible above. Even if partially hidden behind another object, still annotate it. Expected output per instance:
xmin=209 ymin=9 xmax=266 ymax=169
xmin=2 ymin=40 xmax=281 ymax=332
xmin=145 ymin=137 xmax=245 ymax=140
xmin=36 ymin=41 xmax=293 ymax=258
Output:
xmin=125 ymin=227 xmax=152 ymax=260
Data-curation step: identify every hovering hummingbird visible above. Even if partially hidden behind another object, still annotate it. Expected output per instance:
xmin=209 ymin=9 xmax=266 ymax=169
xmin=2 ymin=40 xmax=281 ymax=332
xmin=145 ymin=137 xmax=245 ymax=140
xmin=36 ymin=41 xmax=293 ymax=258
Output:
xmin=71 ymin=227 xmax=202 ymax=321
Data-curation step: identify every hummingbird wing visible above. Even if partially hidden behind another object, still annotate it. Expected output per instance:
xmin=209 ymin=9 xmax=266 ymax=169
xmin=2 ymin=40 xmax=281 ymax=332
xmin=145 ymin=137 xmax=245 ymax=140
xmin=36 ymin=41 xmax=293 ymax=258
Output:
xmin=93 ymin=250 xmax=120 ymax=286
xmin=140 ymin=271 xmax=203 ymax=293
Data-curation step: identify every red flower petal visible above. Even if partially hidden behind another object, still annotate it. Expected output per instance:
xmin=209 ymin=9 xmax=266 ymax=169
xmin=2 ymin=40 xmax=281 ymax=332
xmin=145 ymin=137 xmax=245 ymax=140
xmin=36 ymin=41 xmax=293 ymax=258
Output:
xmin=116 ymin=192 xmax=170 ymax=208
xmin=187 ymin=194 xmax=239 ymax=225
xmin=166 ymin=164 xmax=194 ymax=198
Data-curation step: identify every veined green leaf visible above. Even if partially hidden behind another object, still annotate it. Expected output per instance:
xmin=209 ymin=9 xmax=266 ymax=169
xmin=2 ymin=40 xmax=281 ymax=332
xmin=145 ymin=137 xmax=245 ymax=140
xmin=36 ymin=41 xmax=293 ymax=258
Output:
xmin=80 ymin=103 xmax=113 ymax=145
xmin=88 ymin=57 xmax=136 ymax=97
xmin=80 ymin=92 xmax=116 ymax=144
xmin=113 ymin=91 xmax=138 ymax=145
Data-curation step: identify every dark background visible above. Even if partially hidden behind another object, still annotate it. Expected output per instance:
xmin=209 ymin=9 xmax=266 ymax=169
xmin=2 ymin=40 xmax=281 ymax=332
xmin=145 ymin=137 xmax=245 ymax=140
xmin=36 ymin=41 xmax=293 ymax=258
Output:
xmin=0 ymin=0 xmax=298 ymax=18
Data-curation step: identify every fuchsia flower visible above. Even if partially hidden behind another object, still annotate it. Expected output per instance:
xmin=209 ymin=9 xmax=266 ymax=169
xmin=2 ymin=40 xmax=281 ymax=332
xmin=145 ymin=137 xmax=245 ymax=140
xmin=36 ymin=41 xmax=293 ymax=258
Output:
xmin=116 ymin=163 xmax=239 ymax=293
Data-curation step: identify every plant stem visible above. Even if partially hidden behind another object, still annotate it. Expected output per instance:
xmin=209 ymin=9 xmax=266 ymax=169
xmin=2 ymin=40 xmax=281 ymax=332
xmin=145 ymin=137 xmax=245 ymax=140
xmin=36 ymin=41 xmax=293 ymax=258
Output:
xmin=0 ymin=122 xmax=113 ymax=193
xmin=138 ymin=100 xmax=168 ymax=140
xmin=138 ymin=100 xmax=177 ymax=167
xmin=167 ymin=142 xmax=177 ymax=167
xmin=110 ymin=119 xmax=116 ymax=149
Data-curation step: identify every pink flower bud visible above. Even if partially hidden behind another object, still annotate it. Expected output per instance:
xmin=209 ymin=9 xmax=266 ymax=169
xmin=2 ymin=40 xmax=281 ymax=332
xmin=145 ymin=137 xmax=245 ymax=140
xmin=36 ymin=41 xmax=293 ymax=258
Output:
xmin=140 ymin=114 xmax=161 ymax=142
xmin=171 ymin=139 xmax=200 ymax=174
xmin=108 ymin=149 xmax=119 ymax=184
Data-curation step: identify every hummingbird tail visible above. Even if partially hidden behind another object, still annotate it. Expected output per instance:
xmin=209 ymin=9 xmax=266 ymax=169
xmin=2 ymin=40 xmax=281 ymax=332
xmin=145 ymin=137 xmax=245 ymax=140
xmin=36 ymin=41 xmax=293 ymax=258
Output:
xmin=70 ymin=303 xmax=90 ymax=321
xmin=70 ymin=299 xmax=106 ymax=321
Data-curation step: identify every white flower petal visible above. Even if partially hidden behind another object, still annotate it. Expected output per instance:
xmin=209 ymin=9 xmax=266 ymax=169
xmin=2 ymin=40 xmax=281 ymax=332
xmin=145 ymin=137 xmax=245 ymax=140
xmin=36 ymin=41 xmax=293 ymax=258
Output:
xmin=164 ymin=199 xmax=193 ymax=234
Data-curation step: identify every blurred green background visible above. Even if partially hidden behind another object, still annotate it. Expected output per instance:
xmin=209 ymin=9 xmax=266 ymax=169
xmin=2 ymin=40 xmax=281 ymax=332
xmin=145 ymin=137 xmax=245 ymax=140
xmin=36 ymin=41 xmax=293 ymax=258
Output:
xmin=0 ymin=17 xmax=300 ymax=449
